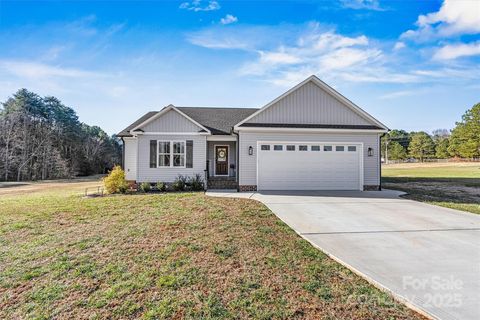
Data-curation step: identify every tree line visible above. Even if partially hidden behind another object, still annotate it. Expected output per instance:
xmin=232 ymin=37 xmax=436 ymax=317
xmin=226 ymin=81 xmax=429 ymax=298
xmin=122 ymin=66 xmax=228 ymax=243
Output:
xmin=382 ymin=103 xmax=480 ymax=162
xmin=0 ymin=89 xmax=121 ymax=181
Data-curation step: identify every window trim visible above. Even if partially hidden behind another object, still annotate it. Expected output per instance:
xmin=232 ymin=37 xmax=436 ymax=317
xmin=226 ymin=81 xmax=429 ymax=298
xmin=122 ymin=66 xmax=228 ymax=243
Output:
xmin=157 ymin=140 xmax=186 ymax=168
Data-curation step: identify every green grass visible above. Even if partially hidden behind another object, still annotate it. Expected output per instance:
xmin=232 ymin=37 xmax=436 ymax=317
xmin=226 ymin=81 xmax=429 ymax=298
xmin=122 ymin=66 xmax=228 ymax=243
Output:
xmin=0 ymin=186 xmax=421 ymax=319
xmin=382 ymin=164 xmax=480 ymax=179
xmin=382 ymin=164 xmax=480 ymax=215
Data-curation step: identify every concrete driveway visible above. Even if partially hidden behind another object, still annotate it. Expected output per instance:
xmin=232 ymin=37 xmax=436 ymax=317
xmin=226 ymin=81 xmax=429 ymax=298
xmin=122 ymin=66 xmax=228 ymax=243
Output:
xmin=206 ymin=190 xmax=480 ymax=320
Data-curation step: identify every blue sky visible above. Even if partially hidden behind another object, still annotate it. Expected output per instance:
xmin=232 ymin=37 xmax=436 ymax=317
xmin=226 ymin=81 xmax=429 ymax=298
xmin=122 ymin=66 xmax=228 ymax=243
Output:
xmin=0 ymin=0 xmax=479 ymax=134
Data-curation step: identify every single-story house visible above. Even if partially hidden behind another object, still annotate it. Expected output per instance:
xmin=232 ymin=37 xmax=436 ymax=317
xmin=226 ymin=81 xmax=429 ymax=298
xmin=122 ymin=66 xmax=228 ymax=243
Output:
xmin=117 ymin=75 xmax=388 ymax=191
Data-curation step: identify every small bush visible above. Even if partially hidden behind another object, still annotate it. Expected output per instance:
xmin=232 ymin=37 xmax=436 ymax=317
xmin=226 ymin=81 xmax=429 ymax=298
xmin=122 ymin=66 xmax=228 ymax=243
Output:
xmin=156 ymin=182 xmax=166 ymax=192
xmin=172 ymin=175 xmax=187 ymax=191
xmin=103 ymin=165 xmax=128 ymax=194
xmin=189 ymin=174 xmax=204 ymax=191
xmin=140 ymin=182 xmax=151 ymax=192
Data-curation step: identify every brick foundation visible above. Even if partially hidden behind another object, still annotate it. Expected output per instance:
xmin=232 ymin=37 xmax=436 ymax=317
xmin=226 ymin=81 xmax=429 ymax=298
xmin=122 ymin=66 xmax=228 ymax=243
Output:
xmin=239 ymin=185 xmax=257 ymax=192
xmin=363 ymin=185 xmax=381 ymax=191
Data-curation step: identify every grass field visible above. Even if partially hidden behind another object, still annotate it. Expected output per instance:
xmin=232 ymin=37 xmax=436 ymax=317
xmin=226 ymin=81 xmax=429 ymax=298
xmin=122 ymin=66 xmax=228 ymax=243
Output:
xmin=0 ymin=182 xmax=421 ymax=319
xmin=382 ymin=162 xmax=480 ymax=214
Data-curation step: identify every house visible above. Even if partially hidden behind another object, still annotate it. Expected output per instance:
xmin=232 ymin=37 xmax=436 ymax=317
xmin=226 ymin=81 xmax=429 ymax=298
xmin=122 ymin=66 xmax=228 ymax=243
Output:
xmin=117 ymin=75 xmax=388 ymax=191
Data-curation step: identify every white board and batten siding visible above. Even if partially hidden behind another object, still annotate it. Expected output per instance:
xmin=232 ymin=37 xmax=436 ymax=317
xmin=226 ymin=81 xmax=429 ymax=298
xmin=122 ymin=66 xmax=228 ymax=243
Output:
xmin=245 ymin=81 xmax=371 ymax=126
xmin=136 ymin=134 xmax=206 ymax=183
xmin=123 ymin=137 xmax=137 ymax=181
xmin=238 ymin=131 xmax=380 ymax=190
xmin=142 ymin=109 xmax=202 ymax=133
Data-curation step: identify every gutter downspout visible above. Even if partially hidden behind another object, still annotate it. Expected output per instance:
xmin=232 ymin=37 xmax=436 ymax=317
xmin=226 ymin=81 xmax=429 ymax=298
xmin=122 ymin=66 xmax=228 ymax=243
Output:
xmin=232 ymin=130 xmax=240 ymax=192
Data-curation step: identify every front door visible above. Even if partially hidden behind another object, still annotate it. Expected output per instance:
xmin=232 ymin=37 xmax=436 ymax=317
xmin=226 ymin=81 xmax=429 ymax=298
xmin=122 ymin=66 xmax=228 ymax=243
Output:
xmin=215 ymin=146 xmax=228 ymax=175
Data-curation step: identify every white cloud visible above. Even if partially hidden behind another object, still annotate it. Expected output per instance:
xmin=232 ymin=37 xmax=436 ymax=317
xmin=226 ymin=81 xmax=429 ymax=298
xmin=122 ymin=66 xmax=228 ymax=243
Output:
xmin=379 ymin=90 xmax=418 ymax=100
xmin=220 ymin=14 xmax=238 ymax=25
xmin=179 ymin=0 xmax=220 ymax=12
xmin=401 ymin=0 xmax=480 ymax=41
xmin=393 ymin=42 xmax=405 ymax=50
xmin=340 ymin=0 xmax=384 ymax=11
xmin=0 ymin=60 xmax=102 ymax=79
xmin=433 ymin=41 xmax=480 ymax=60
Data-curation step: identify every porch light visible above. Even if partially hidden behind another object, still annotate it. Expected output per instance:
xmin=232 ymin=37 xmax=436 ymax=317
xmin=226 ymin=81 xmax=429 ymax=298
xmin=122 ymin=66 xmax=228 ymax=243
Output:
xmin=368 ymin=147 xmax=374 ymax=157
xmin=248 ymin=146 xmax=254 ymax=156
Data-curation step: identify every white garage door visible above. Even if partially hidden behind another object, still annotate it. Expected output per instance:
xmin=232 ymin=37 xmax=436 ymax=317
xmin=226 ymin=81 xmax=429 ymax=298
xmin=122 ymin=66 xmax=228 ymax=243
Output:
xmin=257 ymin=142 xmax=362 ymax=190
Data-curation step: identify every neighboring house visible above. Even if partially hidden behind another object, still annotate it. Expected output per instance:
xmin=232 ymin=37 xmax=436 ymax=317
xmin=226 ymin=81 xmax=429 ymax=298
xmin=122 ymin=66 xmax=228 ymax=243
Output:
xmin=117 ymin=75 xmax=388 ymax=191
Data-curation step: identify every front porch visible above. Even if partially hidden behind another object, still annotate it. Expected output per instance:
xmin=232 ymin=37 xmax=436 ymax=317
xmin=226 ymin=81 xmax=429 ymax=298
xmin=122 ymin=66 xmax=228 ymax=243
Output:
xmin=205 ymin=139 xmax=238 ymax=190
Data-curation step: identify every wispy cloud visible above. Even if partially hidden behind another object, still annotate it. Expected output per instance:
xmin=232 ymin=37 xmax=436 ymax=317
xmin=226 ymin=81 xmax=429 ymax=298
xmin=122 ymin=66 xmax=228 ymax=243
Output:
xmin=340 ymin=0 xmax=385 ymax=11
xmin=401 ymin=0 xmax=480 ymax=41
xmin=379 ymin=90 xmax=419 ymax=100
xmin=179 ymin=0 xmax=220 ymax=12
xmin=433 ymin=41 xmax=480 ymax=60
xmin=0 ymin=60 xmax=103 ymax=79
xmin=220 ymin=14 xmax=238 ymax=25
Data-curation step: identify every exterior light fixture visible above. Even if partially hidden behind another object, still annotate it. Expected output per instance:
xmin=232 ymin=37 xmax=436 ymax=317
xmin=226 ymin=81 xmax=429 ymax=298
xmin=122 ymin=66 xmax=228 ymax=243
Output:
xmin=248 ymin=146 xmax=253 ymax=156
xmin=368 ymin=147 xmax=374 ymax=157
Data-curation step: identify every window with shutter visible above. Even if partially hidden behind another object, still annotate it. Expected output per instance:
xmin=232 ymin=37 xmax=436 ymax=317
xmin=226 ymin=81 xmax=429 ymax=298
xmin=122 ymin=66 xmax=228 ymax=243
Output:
xmin=186 ymin=140 xmax=193 ymax=168
xmin=149 ymin=140 xmax=157 ymax=168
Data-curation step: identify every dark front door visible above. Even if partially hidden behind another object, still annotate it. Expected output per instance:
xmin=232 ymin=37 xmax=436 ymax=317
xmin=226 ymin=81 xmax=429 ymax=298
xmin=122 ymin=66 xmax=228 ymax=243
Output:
xmin=215 ymin=146 xmax=228 ymax=175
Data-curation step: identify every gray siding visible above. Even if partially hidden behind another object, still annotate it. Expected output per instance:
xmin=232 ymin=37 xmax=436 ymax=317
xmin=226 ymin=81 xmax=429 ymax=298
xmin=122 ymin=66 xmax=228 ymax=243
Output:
xmin=142 ymin=109 xmax=202 ymax=132
xmin=137 ymin=134 xmax=207 ymax=182
xmin=246 ymin=81 xmax=371 ymax=125
xmin=123 ymin=137 xmax=137 ymax=181
xmin=207 ymin=141 xmax=237 ymax=177
xmin=238 ymin=131 xmax=380 ymax=186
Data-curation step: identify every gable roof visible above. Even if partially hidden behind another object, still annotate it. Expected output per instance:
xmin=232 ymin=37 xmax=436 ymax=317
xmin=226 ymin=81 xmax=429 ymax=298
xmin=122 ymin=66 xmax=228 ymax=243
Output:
xmin=234 ymin=75 xmax=388 ymax=131
xmin=117 ymin=106 xmax=258 ymax=137
xmin=117 ymin=111 xmax=157 ymax=137
xmin=176 ymin=107 xmax=258 ymax=135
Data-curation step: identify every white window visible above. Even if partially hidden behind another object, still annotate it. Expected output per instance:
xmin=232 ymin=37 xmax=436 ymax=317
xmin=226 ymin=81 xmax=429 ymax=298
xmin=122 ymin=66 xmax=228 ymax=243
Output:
xmin=274 ymin=145 xmax=283 ymax=151
xmin=286 ymin=145 xmax=295 ymax=151
xmin=158 ymin=141 xmax=185 ymax=168
xmin=261 ymin=145 xmax=270 ymax=151
xmin=311 ymin=145 xmax=320 ymax=151
xmin=158 ymin=141 xmax=170 ymax=167
xmin=324 ymin=145 xmax=332 ymax=151
xmin=335 ymin=146 xmax=345 ymax=152
xmin=348 ymin=146 xmax=357 ymax=152
xmin=173 ymin=142 xmax=185 ymax=167
xmin=299 ymin=145 xmax=308 ymax=151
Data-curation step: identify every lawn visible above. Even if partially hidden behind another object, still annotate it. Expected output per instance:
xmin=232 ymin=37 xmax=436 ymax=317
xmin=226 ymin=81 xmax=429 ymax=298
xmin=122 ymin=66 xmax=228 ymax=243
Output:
xmin=0 ymin=182 xmax=422 ymax=319
xmin=382 ymin=162 xmax=480 ymax=215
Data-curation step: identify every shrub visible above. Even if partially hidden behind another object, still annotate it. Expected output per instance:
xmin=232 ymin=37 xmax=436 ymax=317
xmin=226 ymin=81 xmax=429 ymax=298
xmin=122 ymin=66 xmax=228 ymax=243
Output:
xmin=139 ymin=182 xmax=151 ymax=192
xmin=189 ymin=174 xmax=204 ymax=191
xmin=103 ymin=165 xmax=128 ymax=194
xmin=172 ymin=175 xmax=187 ymax=191
xmin=156 ymin=182 xmax=166 ymax=192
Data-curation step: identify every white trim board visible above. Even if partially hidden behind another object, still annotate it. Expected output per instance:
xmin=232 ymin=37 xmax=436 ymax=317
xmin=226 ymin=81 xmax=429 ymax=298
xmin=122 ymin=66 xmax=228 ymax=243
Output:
xmin=234 ymin=75 xmax=388 ymax=131
xmin=235 ymin=127 xmax=387 ymax=134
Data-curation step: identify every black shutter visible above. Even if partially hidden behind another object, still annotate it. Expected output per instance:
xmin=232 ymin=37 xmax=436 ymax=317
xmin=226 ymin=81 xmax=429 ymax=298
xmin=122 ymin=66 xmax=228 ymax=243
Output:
xmin=186 ymin=140 xmax=193 ymax=168
xmin=150 ymin=140 xmax=157 ymax=168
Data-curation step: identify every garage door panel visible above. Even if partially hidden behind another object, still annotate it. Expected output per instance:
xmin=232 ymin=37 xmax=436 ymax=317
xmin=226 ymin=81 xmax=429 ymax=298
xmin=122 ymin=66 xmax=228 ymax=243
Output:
xmin=257 ymin=143 xmax=361 ymax=190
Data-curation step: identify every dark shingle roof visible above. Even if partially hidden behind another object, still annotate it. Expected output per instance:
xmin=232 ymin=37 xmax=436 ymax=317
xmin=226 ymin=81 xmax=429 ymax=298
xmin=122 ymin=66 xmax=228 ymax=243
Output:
xmin=176 ymin=107 xmax=258 ymax=135
xmin=239 ymin=123 xmax=383 ymax=130
xmin=117 ymin=107 xmax=258 ymax=136
xmin=117 ymin=111 xmax=157 ymax=137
